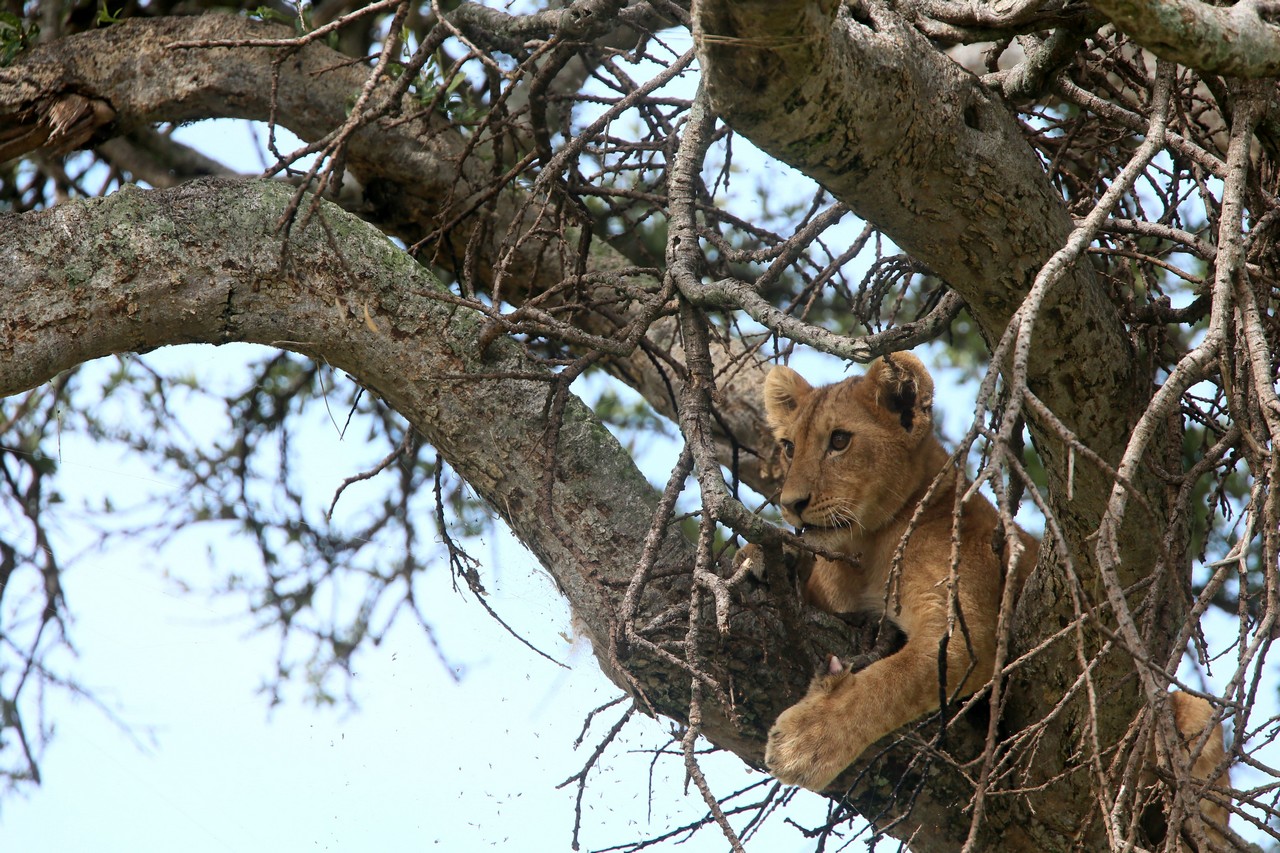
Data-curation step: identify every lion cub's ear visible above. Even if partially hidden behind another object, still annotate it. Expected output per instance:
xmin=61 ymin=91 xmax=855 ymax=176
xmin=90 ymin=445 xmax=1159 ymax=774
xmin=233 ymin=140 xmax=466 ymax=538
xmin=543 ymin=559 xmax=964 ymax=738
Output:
xmin=864 ymin=353 xmax=935 ymax=435
xmin=764 ymin=366 xmax=813 ymax=431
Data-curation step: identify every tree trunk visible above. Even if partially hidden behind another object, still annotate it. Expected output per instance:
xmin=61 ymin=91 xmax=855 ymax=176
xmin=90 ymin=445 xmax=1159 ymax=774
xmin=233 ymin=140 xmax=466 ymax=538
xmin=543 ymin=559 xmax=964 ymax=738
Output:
xmin=693 ymin=1 xmax=1183 ymax=847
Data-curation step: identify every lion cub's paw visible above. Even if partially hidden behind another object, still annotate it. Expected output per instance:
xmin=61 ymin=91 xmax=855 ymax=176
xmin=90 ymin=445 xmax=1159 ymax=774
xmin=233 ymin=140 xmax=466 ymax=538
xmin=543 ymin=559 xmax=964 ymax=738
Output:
xmin=762 ymin=686 xmax=855 ymax=788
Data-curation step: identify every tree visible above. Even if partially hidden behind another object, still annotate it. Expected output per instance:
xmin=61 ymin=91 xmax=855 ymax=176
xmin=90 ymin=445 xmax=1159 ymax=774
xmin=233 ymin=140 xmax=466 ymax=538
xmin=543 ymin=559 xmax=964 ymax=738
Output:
xmin=1 ymin=0 xmax=1277 ymax=849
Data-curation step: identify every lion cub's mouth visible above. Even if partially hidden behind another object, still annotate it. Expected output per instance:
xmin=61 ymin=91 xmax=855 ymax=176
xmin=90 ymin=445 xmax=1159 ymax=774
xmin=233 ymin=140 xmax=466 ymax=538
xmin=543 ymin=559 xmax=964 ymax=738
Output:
xmin=798 ymin=519 xmax=845 ymax=533
xmin=797 ymin=524 xmax=858 ymax=562
xmin=799 ymin=523 xmax=847 ymax=541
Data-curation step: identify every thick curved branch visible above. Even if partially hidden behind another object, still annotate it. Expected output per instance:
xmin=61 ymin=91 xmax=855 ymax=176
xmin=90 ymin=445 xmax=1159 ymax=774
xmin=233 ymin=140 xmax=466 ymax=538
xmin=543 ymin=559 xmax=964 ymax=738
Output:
xmin=0 ymin=15 xmax=467 ymax=242
xmin=0 ymin=179 xmax=995 ymax=848
xmin=1087 ymin=0 xmax=1280 ymax=78
xmin=0 ymin=179 xmax=645 ymax=652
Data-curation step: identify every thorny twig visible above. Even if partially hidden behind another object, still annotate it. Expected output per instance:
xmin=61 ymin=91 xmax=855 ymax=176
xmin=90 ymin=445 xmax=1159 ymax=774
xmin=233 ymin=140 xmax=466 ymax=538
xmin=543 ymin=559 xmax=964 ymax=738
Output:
xmin=326 ymin=429 xmax=414 ymax=520
xmin=432 ymin=459 xmax=568 ymax=670
xmin=558 ymin=700 xmax=637 ymax=851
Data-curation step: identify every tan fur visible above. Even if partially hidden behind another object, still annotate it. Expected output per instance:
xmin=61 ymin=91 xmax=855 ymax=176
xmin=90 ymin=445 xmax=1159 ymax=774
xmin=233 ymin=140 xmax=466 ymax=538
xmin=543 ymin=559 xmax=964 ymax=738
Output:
xmin=1140 ymin=692 xmax=1232 ymax=850
xmin=759 ymin=356 xmax=1232 ymax=846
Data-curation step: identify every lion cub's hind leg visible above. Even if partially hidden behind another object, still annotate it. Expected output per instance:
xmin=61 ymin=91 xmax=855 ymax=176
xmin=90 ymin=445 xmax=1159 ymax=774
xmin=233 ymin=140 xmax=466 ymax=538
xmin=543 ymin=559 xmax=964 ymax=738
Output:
xmin=1139 ymin=692 xmax=1232 ymax=850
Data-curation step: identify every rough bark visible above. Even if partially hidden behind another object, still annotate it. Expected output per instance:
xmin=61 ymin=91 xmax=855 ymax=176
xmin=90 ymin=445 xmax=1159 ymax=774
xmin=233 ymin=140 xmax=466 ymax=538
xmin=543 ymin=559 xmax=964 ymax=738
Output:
xmin=0 ymin=179 xmax=635 ymax=653
xmin=693 ymin=0 xmax=1139 ymax=469
xmin=1086 ymin=0 xmax=1280 ymax=78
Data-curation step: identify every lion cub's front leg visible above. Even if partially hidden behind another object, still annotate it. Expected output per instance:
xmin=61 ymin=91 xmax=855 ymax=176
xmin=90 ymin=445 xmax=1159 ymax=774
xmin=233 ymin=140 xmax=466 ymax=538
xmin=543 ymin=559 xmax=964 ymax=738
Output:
xmin=766 ymin=641 xmax=962 ymax=791
xmin=764 ymin=655 xmax=865 ymax=790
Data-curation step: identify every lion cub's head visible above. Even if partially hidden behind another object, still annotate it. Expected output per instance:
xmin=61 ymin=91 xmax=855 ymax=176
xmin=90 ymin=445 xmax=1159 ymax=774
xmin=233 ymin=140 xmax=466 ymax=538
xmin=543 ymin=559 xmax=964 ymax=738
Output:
xmin=763 ymin=353 xmax=938 ymax=552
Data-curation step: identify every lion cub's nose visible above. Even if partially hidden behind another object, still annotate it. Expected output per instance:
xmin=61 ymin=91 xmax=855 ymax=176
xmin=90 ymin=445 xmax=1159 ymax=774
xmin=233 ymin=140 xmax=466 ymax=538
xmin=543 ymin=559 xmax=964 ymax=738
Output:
xmin=782 ymin=493 xmax=810 ymax=519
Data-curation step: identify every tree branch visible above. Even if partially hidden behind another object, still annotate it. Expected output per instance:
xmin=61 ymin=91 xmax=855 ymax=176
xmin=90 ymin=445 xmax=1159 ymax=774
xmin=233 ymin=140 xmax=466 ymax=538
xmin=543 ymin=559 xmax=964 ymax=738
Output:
xmin=0 ymin=177 xmax=1004 ymax=850
xmin=1087 ymin=0 xmax=1280 ymax=77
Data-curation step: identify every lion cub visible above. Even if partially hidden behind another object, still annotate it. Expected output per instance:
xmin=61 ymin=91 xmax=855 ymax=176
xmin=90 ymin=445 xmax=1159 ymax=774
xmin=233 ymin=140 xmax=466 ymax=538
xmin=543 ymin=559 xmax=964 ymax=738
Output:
xmin=758 ymin=355 xmax=1231 ymax=847
xmin=758 ymin=352 xmax=1038 ymax=790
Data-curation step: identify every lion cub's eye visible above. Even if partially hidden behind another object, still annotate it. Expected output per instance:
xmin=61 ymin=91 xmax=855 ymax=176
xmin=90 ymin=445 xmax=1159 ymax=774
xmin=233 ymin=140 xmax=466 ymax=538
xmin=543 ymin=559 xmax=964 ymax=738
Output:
xmin=829 ymin=430 xmax=851 ymax=452
xmin=779 ymin=438 xmax=794 ymax=458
